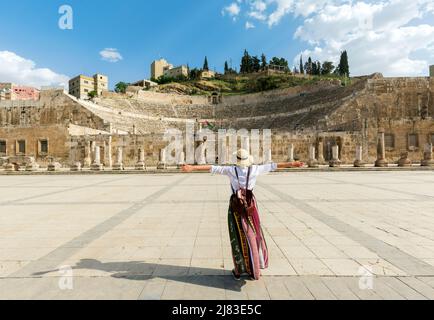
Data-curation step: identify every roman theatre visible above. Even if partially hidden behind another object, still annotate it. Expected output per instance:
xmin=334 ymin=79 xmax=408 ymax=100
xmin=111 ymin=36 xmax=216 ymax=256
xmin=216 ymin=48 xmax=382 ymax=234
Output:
xmin=1 ymin=73 xmax=433 ymax=170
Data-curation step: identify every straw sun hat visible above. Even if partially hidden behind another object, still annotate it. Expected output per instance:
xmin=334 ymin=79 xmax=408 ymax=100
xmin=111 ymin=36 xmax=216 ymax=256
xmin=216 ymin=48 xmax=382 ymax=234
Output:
xmin=234 ymin=149 xmax=254 ymax=168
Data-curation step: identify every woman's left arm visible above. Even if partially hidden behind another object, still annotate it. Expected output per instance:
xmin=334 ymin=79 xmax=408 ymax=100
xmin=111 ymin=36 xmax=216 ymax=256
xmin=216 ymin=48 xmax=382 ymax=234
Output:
xmin=277 ymin=161 xmax=304 ymax=169
xmin=182 ymin=165 xmax=212 ymax=172
xmin=256 ymin=161 xmax=304 ymax=176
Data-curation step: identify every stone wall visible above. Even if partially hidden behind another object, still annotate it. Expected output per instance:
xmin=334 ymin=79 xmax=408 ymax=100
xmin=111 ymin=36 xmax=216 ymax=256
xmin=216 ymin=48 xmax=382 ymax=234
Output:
xmin=64 ymin=129 xmax=362 ymax=167
xmin=0 ymin=125 xmax=70 ymax=166
xmin=1 ymin=75 xmax=434 ymax=167
xmin=0 ymin=90 xmax=108 ymax=165
xmin=324 ymin=76 xmax=434 ymax=163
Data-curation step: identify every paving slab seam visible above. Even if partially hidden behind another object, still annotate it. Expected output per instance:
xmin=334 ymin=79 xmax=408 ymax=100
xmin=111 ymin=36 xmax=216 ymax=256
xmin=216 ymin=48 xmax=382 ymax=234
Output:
xmin=256 ymin=181 xmax=434 ymax=277
xmin=0 ymin=176 xmax=133 ymax=206
xmin=7 ymin=175 xmax=190 ymax=279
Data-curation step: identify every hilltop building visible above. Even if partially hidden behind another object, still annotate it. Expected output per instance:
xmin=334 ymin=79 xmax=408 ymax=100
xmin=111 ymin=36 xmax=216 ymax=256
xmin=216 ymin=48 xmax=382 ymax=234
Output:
xmin=68 ymin=74 xmax=108 ymax=99
xmin=0 ymin=83 xmax=40 ymax=101
xmin=200 ymin=70 xmax=216 ymax=79
xmin=151 ymin=59 xmax=189 ymax=79
xmin=130 ymin=79 xmax=158 ymax=90
xmin=163 ymin=65 xmax=189 ymax=78
xmin=151 ymin=59 xmax=173 ymax=80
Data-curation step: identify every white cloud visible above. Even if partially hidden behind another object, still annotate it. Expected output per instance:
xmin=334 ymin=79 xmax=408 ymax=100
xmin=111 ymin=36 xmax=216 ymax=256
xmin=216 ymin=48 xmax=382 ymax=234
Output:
xmin=248 ymin=0 xmax=268 ymax=21
xmin=222 ymin=3 xmax=241 ymax=17
xmin=293 ymin=0 xmax=434 ymax=76
xmin=252 ymin=0 xmax=267 ymax=12
xmin=222 ymin=0 xmax=434 ymax=76
xmin=0 ymin=51 xmax=69 ymax=89
xmin=245 ymin=21 xmax=255 ymax=29
xmin=249 ymin=11 xmax=267 ymax=20
xmin=99 ymin=48 xmax=123 ymax=63
xmin=268 ymin=0 xmax=293 ymax=27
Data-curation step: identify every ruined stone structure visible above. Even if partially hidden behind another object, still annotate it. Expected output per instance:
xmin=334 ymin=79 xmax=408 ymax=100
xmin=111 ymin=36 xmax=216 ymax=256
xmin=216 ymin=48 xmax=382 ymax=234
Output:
xmin=0 ymin=73 xmax=433 ymax=169
xmin=0 ymin=83 xmax=40 ymax=101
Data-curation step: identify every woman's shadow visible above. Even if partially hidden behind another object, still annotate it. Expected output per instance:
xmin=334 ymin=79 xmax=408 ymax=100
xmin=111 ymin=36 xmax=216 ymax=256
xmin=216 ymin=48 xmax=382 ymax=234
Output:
xmin=33 ymin=259 xmax=247 ymax=292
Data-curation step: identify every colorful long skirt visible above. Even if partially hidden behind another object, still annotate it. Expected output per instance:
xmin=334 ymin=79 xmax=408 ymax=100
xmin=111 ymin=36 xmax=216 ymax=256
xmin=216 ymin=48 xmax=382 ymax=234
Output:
xmin=228 ymin=194 xmax=268 ymax=280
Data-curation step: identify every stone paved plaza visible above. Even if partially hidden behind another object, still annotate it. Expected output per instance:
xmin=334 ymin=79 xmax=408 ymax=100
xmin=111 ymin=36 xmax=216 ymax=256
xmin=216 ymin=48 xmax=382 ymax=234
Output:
xmin=1 ymin=171 xmax=434 ymax=300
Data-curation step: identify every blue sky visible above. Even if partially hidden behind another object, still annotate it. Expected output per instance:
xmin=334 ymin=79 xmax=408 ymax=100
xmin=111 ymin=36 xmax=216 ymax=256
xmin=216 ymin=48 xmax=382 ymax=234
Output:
xmin=0 ymin=0 xmax=433 ymax=89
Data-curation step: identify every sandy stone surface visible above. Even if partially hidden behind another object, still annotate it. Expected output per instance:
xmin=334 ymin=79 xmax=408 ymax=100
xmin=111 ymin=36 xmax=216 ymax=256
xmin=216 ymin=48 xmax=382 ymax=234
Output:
xmin=1 ymin=171 xmax=434 ymax=300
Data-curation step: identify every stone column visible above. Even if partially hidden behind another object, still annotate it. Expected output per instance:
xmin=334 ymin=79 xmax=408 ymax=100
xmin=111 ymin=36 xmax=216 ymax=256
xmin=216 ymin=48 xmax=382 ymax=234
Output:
xmin=70 ymin=141 xmax=82 ymax=171
xmin=91 ymin=146 xmax=103 ymax=171
xmin=241 ymin=136 xmax=250 ymax=154
xmin=226 ymin=144 xmax=231 ymax=165
xmin=264 ymin=149 xmax=272 ymax=164
xmin=84 ymin=141 xmax=92 ymax=167
xmin=375 ymin=131 xmax=388 ymax=167
xmin=177 ymin=151 xmax=186 ymax=168
xmin=317 ymin=138 xmax=325 ymax=164
xmin=157 ymin=148 xmax=167 ymax=169
xmin=354 ymin=145 xmax=365 ymax=167
xmin=329 ymin=145 xmax=341 ymax=167
xmin=135 ymin=148 xmax=146 ymax=170
xmin=25 ymin=157 xmax=40 ymax=172
xmin=307 ymin=145 xmax=319 ymax=168
xmin=195 ymin=142 xmax=206 ymax=165
xmin=4 ymin=162 xmax=16 ymax=171
xmin=113 ymin=147 xmax=124 ymax=171
xmin=47 ymin=158 xmax=62 ymax=172
xmin=398 ymin=151 xmax=412 ymax=167
xmin=106 ymin=136 xmax=113 ymax=169
xmin=421 ymin=143 xmax=434 ymax=167
xmin=90 ymin=141 xmax=96 ymax=161
xmin=288 ymin=144 xmax=295 ymax=162
xmin=219 ymin=143 xmax=227 ymax=165
xmin=94 ymin=146 xmax=101 ymax=163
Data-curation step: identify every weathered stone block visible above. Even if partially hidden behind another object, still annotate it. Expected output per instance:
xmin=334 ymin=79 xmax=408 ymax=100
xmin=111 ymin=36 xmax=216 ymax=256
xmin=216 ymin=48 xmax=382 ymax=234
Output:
xmin=135 ymin=162 xmax=146 ymax=170
xmin=47 ymin=162 xmax=62 ymax=171
xmin=25 ymin=163 xmax=40 ymax=171
xmin=398 ymin=152 xmax=412 ymax=167
xmin=70 ymin=162 xmax=82 ymax=171
xmin=90 ymin=163 xmax=103 ymax=171
xmin=112 ymin=163 xmax=124 ymax=171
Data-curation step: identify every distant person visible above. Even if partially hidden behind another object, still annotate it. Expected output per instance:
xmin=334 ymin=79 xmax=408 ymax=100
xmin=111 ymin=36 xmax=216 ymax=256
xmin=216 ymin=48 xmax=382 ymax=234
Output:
xmin=182 ymin=149 xmax=303 ymax=281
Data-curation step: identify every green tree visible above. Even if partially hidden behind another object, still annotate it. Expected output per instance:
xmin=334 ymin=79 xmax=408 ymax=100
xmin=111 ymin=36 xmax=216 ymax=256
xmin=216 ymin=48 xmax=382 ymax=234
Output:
xmin=114 ymin=82 xmax=129 ymax=94
xmin=317 ymin=62 xmax=321 ymax=75
xmin=299 ymin=55 xmax=304 ymax=74
xmin=337 ymin=50 xmax=350 ymax=77
xmin=156 ymin=75 xmax=175 ymax=84
xmin=88 ymin=90 xmax=98 ymax=99
xmin=252 ymin=56 xmax=261 ymax=72
xmin=247 ymin=77 xmax=279 ymax=92
xmin=189 ymin=68 xmax=201 ymax=80
xmin=321 ymin=61 xmax=335 ymax=75
xmin=269 ymin=57 xmax=289 ymax=71
xmin=261 ymin=53 xmax=267 ymax=70
xmin=304 ymin=57 xmax=313 ymax=75
xmin=312 ymin=62 xmax=318 ymax=75
xmin=240 ymin=49 xmax=251 ymax=73
xmin=203 ymin=56 xmax=209 ymax=71
xmin=224 ymin=62 xmax=237 ymax=75
xmin=312 ymin=61 xmax=321 ymax=75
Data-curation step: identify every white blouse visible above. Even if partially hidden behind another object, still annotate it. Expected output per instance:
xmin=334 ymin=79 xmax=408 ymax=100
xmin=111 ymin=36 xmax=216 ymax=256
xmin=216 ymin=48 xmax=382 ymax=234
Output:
xmin=211 ymin=163 xmax=278 ymax=191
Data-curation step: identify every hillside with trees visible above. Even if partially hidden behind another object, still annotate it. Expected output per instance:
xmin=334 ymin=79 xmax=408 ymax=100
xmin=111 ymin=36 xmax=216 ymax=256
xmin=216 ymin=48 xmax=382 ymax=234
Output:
xmin=118 ymin=50 xmax=351 ymax=96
